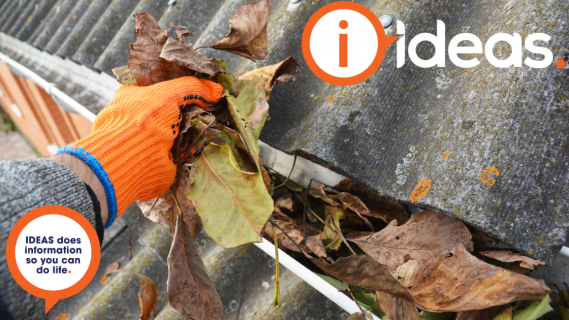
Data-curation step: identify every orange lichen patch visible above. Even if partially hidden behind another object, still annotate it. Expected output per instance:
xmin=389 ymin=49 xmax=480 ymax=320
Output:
xmin=100 ymin=275 xmax=108 ymax=283
xmin=462 ymin=72 xmax=467 ymax=77
xmin=442 ymin=151 xmax=450 ymax=159
xmin=411 ymin=178 xmax=431 ymax=203
xmin=78 ymin=307 xmax=84 ymax=312
xmin=480 ymin=166 xmax=500 ymax=186
xmin=326 ymin=95 xmax=334 ymax=102
xmin=54 ymin=313 xmax=68 ymax=320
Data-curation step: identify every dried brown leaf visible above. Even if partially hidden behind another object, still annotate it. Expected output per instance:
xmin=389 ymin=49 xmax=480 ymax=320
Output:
xmin=392 ymin=244 xmax=550 ymax=312
xmin=211 ymin=0 xmax=270 ymax=61
xmin=138 ymin=166 xmax=202 ymax=237
xmin=128 ymin=13 xmax=186 ymax=86
xmin=310 ymin=186 xmax=374 ymax=232
xmin=236 ymin=57 xmax=301 ymax=95
xmin=334 ymin=178 xmax=409 ymax=223
xmin=104 ymin=261 xmax=120 ymax=277
xmin=275 ymin=194 xmax=296 ymax=212
xmin=160 ymin=38 xmax=224 ymax=78
xmin=375 ymin=290 xmax=424 ymax=320
xmin=171 ymin=23 xmax=194 ymax=43
xmin=366 ymin=208 xmax=409 ymax=225
xmin=137 ymin=274 xmax=158 ymax=320
xmin=456 ymin=306 xmax=504 ymax=320
xmin=479 ymin=251 xmax=545 ymax=270
xmin=167 ymin=211 xmax=224 ymax=320
xmin=264 ymin=219 xmax=328 ymax=259
xmin=309 ymin=254 xmax=423 ymax=319
xmin=348 ymin=210 xmax=473 ymax=271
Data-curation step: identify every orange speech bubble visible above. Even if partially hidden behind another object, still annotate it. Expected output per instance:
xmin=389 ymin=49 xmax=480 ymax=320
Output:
xmin=6 ymin=206 xmax=101 ymax=313
xmin=302 ymin=1 xmax=398 ymax=86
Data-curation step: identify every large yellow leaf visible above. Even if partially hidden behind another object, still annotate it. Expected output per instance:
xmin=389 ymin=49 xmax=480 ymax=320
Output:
xmin=188 ymin=143 xmax=273 ymax=247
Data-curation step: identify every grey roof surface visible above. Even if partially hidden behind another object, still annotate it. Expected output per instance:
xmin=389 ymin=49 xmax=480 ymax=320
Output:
xmin=0 ymin=0 xmax=567 ymax=266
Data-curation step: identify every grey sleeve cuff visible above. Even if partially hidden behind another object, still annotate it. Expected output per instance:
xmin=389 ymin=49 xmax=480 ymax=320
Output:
xmin=0 ymin=158 xmax=98 ymax=320
xmin=0 ymin=158 xmax=97 ymax=233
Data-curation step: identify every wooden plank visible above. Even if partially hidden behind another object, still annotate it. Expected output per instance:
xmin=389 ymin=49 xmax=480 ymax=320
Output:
xmin=20 ymin=78 xmax=63 ymax=146
xmin=68 ymin=113 xmax=92 ymax=139
xmin=37 ymin=87 xmax=77 ymax=144
xmin=0 ymin=62 xmax=52 ymax=156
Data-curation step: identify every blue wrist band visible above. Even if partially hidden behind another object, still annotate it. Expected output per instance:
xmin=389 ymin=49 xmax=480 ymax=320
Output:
xmin=56 ymin=146 xmax=118 ymax=229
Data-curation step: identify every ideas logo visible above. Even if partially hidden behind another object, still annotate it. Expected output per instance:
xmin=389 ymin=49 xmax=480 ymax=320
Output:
xmin=302 ymin=1 xmax=565 ymax=86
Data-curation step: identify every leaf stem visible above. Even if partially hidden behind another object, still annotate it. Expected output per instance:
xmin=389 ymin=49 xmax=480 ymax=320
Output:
xmin=343 ymin=281 xmax=371 ymax=320
xmin=170 ymin=187 xmax=182 ymax=216
xmin=267 ymin=154 xmax=297 ymax=190
xmin=272 ymin=224 xmax=281 ymax=307
xmin=330 ymin=218 xmax=356 ymax=255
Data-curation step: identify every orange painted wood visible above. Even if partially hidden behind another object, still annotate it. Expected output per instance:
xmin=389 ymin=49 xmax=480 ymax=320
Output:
xmin=68 ymin=113 xmax=92 ymax=139
xmin=20 ymin=78 xmax=62 ymax=146
xmin=37 ymin=87 xmax=77 ymax=144
xmin=0 ymin=62 xmax=52 ymax=156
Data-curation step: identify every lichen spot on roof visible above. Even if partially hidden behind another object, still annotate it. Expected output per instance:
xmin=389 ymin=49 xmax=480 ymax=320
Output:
xmin=411 ymin=178 xmax=432 ymax=203
xmin=480 ymin=167 xmax=500 ymax=186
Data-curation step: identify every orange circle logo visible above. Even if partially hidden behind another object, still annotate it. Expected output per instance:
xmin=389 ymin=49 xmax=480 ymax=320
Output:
xmin=6 ymin=206 xmax=101 ymax=313
xmin=302 ymin=2 xmax=397 ymax=86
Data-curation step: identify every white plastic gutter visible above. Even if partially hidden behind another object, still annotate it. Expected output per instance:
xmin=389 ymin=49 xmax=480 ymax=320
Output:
xmin=2 ymin=48 xmax=568 ymax=319
xmin=0 ymin=49 xmax=381 ymax=319
xmin=0 ymin=52 xmax=96 ymax=123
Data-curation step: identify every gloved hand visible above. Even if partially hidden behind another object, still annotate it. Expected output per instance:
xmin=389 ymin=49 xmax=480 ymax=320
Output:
xmin=57 ymin=76 xmax=224 ymax=228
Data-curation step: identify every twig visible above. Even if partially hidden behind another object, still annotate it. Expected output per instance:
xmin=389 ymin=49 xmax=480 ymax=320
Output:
xmin=170 ymin=187 xmax=182 ymax=216
xmin=179 ymin=115 xmax=215 ymax=161
xmin=267 ymin=154 xmax=297 ymax=190
xmin=234 ymin=274 xmax=243 ymax=320
xmin=272 ymin=224 xmax=281 ymax=307
xmin=306 ymin=207 xmax=326 ymax=224
xmin=302 ymin=179 xmax=314 ymax=247
xmin=129 ymin=207 xmax=141 ymax=260
xmin=268 ymin=217 xmax=312 ymax=257
xmin=330 ymin=218 xmax=356 ymax=255
xmin=343 ymin=281 xmax=371 ymax=320
xmin=339 ymin=290 xmax=367 ymax=294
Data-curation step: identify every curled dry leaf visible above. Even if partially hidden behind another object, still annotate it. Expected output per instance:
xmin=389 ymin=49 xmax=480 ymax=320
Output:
xmin=167 ymin=208 xmax=224 ymax=320
xmin=137 ymin=274 xmax=158 ymax=320
xmin=104 ymin=261 xmax=120 ymax=277
xmin=309 ymin=255 xmax=423 ymax=320
xmin=236 ymin=57 xmax=301 ymax=96
xmin=112 ymin=66 xmax=137 ymax=85
xmin=334 ymin=178 xmax=409 ymax=224
xmin=348 ymin=210 xmax=473 ymax=271
xmin=226 ymin=78 xmax=269 ymax=172
xmin=211 ymin=0 xmax=270 ymax=61
xmin=137 ymin=166 xmax=202 ymax=237
xmin=275 ymin=193 xmax=296 ymax=212
xmin=171 ymin=23 xmax=194 ymax=43
xmin=310 ymin=186 xmax=374 ymax=232
xmin=160 ymin=38 xmax=224 ymax=78
xmin=188 ymin=143 xmax=274 ymax=248
xmin=264 ymin=218 xmax=328 ymax=259
xmin=392 ymin=244 xmax=550 ymax=312
xmin=479 ymin=251 xmax=545 ymax=270
xmin=128 ymin=13 xmax=185 ymax=86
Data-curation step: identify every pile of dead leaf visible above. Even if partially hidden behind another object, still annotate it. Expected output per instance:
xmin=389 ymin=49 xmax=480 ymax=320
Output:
xmin=108 ymin=1 xmax=561 ymax=320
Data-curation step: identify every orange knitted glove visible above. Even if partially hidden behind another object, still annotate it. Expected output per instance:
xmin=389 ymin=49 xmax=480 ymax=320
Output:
xmin=57 ymin=76 xmax=224 ymax=227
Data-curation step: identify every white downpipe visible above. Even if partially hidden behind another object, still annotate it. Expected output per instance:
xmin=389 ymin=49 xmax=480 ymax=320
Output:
xmin=2 ymin=48 xmax=568 ymax=317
